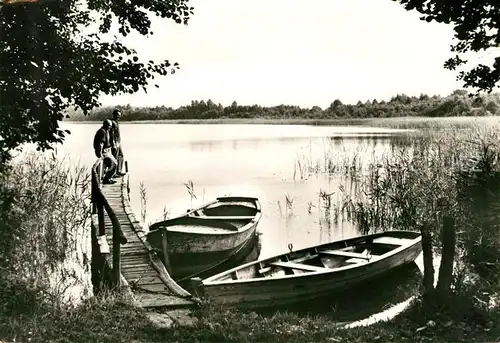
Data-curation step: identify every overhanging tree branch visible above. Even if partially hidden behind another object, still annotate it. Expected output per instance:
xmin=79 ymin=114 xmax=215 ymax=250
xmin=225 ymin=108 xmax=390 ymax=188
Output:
xmin=0 ymin=0 xmax=193 ymax=170
xmin=394 ymin=0 xmax=500 ymax=93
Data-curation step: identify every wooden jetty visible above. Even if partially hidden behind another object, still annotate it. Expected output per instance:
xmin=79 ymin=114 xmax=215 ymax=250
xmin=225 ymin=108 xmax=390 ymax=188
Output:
xmin=90 ymin=159 xmax=195 ymax=309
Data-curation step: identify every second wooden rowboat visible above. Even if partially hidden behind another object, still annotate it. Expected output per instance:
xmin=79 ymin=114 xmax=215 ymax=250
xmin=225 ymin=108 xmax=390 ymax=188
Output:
xmin=190 ymin=230 xmax=422 ymax=309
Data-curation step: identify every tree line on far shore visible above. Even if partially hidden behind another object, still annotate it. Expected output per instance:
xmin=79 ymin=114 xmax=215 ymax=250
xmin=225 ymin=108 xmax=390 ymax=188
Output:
xmin=67 ymin=89 xmax=500 ymax=122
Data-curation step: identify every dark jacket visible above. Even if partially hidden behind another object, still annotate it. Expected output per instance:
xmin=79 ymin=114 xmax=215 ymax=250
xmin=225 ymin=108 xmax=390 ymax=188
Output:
xmin=93 ymin=128 xmax=111 ymax=152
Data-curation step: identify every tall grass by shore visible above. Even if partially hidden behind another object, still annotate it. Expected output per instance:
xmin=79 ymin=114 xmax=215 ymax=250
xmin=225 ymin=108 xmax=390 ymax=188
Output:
xmin=0 ymin=152 xmax=92 ymax=319
xmin=293 ymin=121 xmax=500 ymax=306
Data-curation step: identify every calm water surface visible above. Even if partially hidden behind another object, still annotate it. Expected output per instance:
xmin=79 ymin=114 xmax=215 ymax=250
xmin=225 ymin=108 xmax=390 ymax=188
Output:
xmin=59 ymin=123 xmax=407 ymax=258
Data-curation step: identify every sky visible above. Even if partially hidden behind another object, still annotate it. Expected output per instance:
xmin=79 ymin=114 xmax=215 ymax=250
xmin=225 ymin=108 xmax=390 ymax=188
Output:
xmin=99 ymin=0 xmax=497 ymax=109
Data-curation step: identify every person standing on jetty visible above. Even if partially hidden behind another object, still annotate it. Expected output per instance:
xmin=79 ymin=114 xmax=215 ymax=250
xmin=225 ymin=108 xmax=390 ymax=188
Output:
xmin=93 ymin=119 xmax=117 ymax=184
xmin=110 ymin=109 xmax=126 ymax=177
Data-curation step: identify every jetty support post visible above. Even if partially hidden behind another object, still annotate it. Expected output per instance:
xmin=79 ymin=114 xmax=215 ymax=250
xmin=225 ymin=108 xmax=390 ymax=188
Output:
xmin=112 ymin=214 xmax=122 ymax=289
xmin=91 ymin=159 xmax=103 ymax=215
xmin=91 ymin=159 xmax=106 ymax=291
xmin=189 ymin=277 xmax=204 ymax=298
xmin=93 ymin=162 xmax=106 ymax=238
xmin=421 ymin=224 xmax=435 ymax=299
xmin=437 ymin=216 xmax=456 ymax=295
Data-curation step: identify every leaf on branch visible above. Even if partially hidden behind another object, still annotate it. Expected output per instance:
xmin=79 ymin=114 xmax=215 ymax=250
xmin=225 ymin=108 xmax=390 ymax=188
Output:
xmin=395 ymin=0 xmax=500 ymax=93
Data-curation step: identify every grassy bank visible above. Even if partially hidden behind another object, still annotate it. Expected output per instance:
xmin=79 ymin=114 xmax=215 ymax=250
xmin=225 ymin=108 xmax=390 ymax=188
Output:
xmin=1 ymin=291 xmax=498 ymax=343
xmin=67 ymin=117 xmax=389 ymax=126
xmin=65 ymin=115 xmax=500 ymax=130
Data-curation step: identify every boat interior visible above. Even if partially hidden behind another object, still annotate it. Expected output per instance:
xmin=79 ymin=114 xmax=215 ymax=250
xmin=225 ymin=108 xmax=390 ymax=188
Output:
xmin=211 ymin=231 xmax=420 ymax=282
xmin=148 ymin=199 xmax=260 ymax=233
xmin=197 ymin=200 xmax=259 ymax=217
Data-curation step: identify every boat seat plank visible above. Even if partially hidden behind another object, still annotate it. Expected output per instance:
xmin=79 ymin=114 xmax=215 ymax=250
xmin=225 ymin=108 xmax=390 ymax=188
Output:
xmin=196 ymin=216 xmax=255 ymax=220
xmin=162 ymin=224 xmax=239 ymax=232
xmin=372 ymin=237 xmax=407 ymax=245
xmin=338 ymin=246 xmax=355 ymax=251
xmin=290 ymin=254 xmax=318 ymax=264
xmin=346 ymin=258 xmax=370 ymax=264
xmin=270 ymin=261 xmax=328 ymax=272
xmin=258 ymin=266 xmax=273 ymax=274
xmin=318 ymin=249 xmax=371 ymax=260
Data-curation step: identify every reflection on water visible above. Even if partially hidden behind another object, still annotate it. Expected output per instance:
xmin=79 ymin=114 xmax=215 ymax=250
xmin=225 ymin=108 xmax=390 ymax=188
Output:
xmin=177 ymin=233 xmax=262 ymax=288
xmin=264 ymin=262 xmax=422 ymax=323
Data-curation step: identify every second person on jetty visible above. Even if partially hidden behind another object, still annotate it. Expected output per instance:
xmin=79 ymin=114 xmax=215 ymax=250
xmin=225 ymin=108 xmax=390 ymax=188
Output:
xmin=110 ymin=109 xmax=126 ymax=177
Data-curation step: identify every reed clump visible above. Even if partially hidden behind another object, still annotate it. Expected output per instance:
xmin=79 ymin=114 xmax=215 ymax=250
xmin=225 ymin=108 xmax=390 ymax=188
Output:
xmin=293 ymin=155 xmax=310 ymax=181
xmin=284 ymin=193 xmax=294 ymax=213
xmin=184 ymin=179 xmax=197 ymax=209
xmin=306 ymin=201 xmax=314 ymax=214
xmin=288 ymin=120 xmax=500 ymax=329
xmin=139 ymin=181 xmax=148 ymax=224
xmin=0 ymin=152 xmax=91 ymax=318
xmin=330 ymin=124 xmax=500 ymax=301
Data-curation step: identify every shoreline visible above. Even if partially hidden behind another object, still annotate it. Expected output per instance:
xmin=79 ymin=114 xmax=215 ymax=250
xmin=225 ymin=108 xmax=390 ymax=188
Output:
xmin=65 ymin=117 xmax=379 ymax=125
xmin=64 ymin=116 xmax=500 ymax=126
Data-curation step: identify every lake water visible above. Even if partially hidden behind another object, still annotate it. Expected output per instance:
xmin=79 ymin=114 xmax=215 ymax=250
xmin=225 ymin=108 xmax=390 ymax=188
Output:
xmin=40 ymin=121 xmax=437 ymax=323
xmin=59 ymin=122 xmax=408 ymax=258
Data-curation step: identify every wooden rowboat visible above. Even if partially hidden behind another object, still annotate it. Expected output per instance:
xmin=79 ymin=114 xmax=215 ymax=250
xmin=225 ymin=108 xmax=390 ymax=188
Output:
xmin=190 ymin=230 xmax=422 ymax=309
xmin=147 ymin=196 xmax=262 ymax=281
